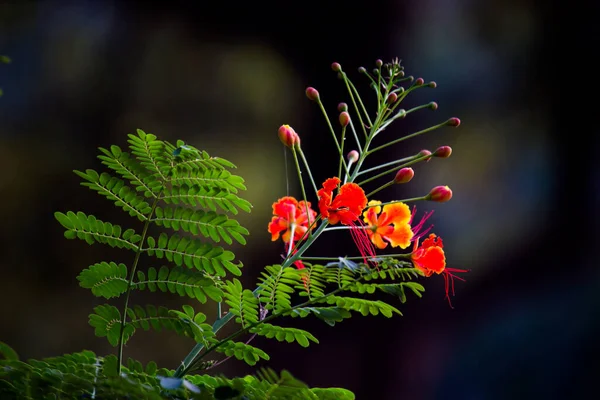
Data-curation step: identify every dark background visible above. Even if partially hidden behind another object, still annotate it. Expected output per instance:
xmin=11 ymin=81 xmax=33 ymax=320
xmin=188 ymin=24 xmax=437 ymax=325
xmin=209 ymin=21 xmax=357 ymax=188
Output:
xmin=1 ymin=1 xmax=598 ymax=399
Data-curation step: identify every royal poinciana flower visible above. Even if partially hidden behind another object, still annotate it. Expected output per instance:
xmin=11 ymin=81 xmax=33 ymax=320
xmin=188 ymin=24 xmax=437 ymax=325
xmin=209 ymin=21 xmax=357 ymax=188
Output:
xmin=268 ymin=196 xmax=317 ymax=244
xmin=362 ymin=200 xmax=414 ymax=249
xmin=411 ymin=233 xmax=468 ymax=308
xmin=318 ymin=177 xmax=376 ymax=265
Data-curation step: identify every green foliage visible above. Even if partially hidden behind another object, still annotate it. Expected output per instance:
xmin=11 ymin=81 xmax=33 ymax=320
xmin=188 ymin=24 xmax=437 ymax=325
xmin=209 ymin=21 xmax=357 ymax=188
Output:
xmin=54 ymin=129 xmax=250 ymax=354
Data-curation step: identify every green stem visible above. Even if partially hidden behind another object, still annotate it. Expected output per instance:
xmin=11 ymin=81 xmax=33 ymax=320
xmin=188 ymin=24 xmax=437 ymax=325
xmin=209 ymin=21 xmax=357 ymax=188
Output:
xmin=367 ymin=197 xmax=427 ymax=207
xmin=301 ymin=254 xmax=410 ymax=261
xmin=347 ymin=77 xmax=373 ymax=128
xmin=193 ymin=286 xmax=346 ymax=365
xmin=174 ymin=221 xmax=329 ymax=378
xmin=297 ymin=147 xmax=319 ymax=196
xmin=347 ymin=119 xmax=363 ymax=152
xmin=292 ymin=147 xmax=310 ymax=236
xmin=338 ymin=126 xmax=347 ymax=180
xmin=357 ymin=152 xmax=432 ymax=186
xmin=366 ymin=181 xmax=394 ymax=198
xmin=367 ymin=121 xmax=448 ymax=155
xmin=116 ymin=197 xmax=160 ymax=374
xmin=357 ymin=155 xmax=417 ymax=176
xmin=341 ymin=72 xmax=368 ymax=139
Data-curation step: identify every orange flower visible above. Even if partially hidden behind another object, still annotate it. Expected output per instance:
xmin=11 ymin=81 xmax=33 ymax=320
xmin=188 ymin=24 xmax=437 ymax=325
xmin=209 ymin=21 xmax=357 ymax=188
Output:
xmin=411 ymin=233 xmax=468 ymax=308
xmin=318 ymin=177 xmax=376 ymax=266
xmin=317 ymin=177 xmax=367 ymax=225
xmin=362 ymin=200 xmax=414 ymax=249
xmin=268 ymin=196 xmax=317 ymax=244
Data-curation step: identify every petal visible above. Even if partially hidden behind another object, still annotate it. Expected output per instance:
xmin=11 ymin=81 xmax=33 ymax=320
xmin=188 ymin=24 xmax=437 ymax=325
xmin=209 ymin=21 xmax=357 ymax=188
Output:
xmin=381 ymin=202 xmax=411 ymax=225
xmin=363 ymin=206 xmax=380 ymax=227
xmin=371 ymin=232 xmax=388 ymax=249
xmin=363 ymin=200 xmax=382 ymax=218
xmin=416 ymin=246 xmax=446 ymax=274
xmin=322 ymin=177 xmax=340 ymax=192
xmin=273 ymin=197 xmax=298 ymax=219
xmin=384 ymin=223 xmax=414 ymax=249
xmin=335 ymin=183 xmax=367 ymax=218
xmin=421 ymin=233 xmax=443 ymax=249
xmin=268 ymin=217 xmax=287 ymax=241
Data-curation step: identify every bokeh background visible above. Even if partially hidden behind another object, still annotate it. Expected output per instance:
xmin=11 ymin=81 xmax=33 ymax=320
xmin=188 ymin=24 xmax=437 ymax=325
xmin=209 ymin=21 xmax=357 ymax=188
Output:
xmin=1 ymin=1 xmax=597 ymax=399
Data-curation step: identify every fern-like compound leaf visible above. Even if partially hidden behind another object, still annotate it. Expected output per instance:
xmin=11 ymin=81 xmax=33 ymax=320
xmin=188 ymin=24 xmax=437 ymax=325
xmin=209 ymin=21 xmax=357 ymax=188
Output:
xmin=88 ymin=304 xmax=134 ymax=346
xmin=223 ymin=279 xmax=259 ymax=328
xmin=97 ymin=145 xmax=163 ymax=199
xmin=257 ymin=265 xmax=303 ymax=314
xmin=145 ymin=232 xmax=242 ymax=277
xmin=127 ymin=129 xmax=171 ymax=181
xmin=319 ymin=296 xmax=402 ymax=317
xmin=215 ymin=340 xmax=269 ymax=366
xmin=168 ymin=305 xmax=216 ymax=346
xmin=296 ymin=264 xmax=327 ymax=300
xmin=249 ymin=323 xmax=318 ymax=348
xmin=285 ymin=306 xmax=353 ymax=327
xmin=348 ymin=281 xmax=425 ymax=303
xmin=54 ymin=211 xmax=141 ymax=250
xmin=73 ymin=169 xmax=152 ymax=221
xmin=77 ymin=261 xmax=128 ymax=299
xmin=134 ymin=266 xmax=223 ymax=303
xmin=160 ymin=184 xmax=251 ymax=215
xmin=169 ymin=165 xmax=246 ymax=193
xmin=152 ymin=206 xmax=249 ymax=245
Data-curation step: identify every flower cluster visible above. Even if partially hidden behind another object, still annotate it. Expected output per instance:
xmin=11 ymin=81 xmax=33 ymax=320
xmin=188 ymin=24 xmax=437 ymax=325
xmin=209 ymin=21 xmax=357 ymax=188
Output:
xmin=267 ymin=59 xmax=467 ymax=307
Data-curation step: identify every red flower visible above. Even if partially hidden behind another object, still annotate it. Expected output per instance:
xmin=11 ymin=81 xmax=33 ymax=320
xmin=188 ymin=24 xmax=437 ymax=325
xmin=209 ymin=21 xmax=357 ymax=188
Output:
xmin=268 ymin=196 xmax=317 ymax=244
xmin=317 ymin=177 xmax=367 ymax=225
xmin=411 ymin=233 xmax=468 ymax=308
xmin=318 ymin=177 xmax=376 ymax=265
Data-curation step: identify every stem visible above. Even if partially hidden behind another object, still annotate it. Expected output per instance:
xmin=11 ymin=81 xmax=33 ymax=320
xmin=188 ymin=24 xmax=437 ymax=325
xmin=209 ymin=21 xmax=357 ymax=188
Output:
xmin=357 ymin=155 xmax=417 ymax=176
xmin=194 ymin=286 xmax=346 ymax=364
xmin=341 ymin=72 xmax=368 ymax=139
xmin=173 ymin=221 xmax=329 ymax=378
xmin=347 ymin=77 xmax=373 ymax=128
xmin=366 ymin=181 xmax=394 ymax=198
xmin=116 ymin=197 xmax=160 ymax=374
xmin=347 ymin=119 xmax=363 ymax=152
xmin=357 ymin=152 xmax=432 ymax=186
xmin=367 ymin=197 xmax=427 ymax=207
xmin=323 ymin=225 xmax=369 ymax=231
xmin=297 ymin=147 xmax=319 ymax=196
xmin=301 ymin=254 xmax=409 ymax=261
xmin=292 ymin=147 xmax=310 ymax=237
xmin=367 ymin=121 xmax=448 ymax=155
xmin=338 ymin=126 xmax=347 ymax=180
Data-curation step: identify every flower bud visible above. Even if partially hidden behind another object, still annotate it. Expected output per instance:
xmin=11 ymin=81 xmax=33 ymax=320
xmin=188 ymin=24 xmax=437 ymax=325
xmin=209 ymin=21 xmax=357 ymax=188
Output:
xmin=339 ymin=111 xmax=350 ymax=127
xmin=394 ymin=167 xmax=414 ymax=184
xmin=375 ymin=59 xmax=383 ymax=67
xmin=447 ymin=117 xmax=461 ymax=127
xmin=387 ymin=93 xmax=398 ymax=104
xmin=428 ymin=81 xmax=437 ymax=88
xmin=337 ymin=102 xmax=348 ymax=112
xmin=331 ymin=62 xmax=341 ymax=72
xmin=347 ymin=150 xmax=359 ymax=163
xmin=433 ymin=146 xmax=452 ymax=158
xmin=428 ymin=101 xmax=438 ymax=110
xmin=426 ymin=186 xmax=453 ymax=202
xmin=278 ymin=124 xmax=300 ymax=148
xmin=305 ymin=87 xmax=319 ymax=101
xmin=415 ymin=77 xmax=424 ymax=86
xmin=358 ymin=66 xmax=366 ymax=74
xmin=418 ymin=149 xmax=432 ymax=162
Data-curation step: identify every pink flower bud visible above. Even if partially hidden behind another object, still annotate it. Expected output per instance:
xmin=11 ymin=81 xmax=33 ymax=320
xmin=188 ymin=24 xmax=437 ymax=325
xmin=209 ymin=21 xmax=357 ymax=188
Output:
xmin=337 ymin=102 xmax=348 ymax=112
xmin=305 ymin=87 xmax=319 ymax=101
xmin=428 ymin=101 xmax=438 ymax=110
xmin=387 ymin=93 xmax=398 ymax=104
xmin=447 ymin=117 xmax=461 ymax=127
xmin=426 ymin=186 xmax=453 ymax=202
xmin=347 ymin=150 xmax=359 ymax=163
xmin=418 ymin=149 xmax=433 ymax=161
xmin=339 ymin=111 xmax=350 ymax=127
xmin=358 ymin=67 xmax=366 ymax=74
xmin=278 ymin=124 xmax=300 ymax=148
xmin=415 ymin=77 xmax=424 ymax=86
xmin=394 ymin=167 xmax=414 ymax=184
xmin=331 ymin=62 xmax=341 ymax=72
xmin=428 ymin=81 xmax=437 ymax=88
xmin=433 ymin=146 xmax=452 ymax=158
xmin=375 ymin=59 xmax=383 ymax=67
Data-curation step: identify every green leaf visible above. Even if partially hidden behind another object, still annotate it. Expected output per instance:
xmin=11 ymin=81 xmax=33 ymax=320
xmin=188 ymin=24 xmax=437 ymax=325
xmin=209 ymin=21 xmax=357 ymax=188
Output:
xmin=250 ymin=324 xmax=318 ymax=348
xmin=77 ymin=261 xmax=128 ymax=299
xmin=88 ymin=305 xmax=132 ymax=346
xmin=0 ymin=341 xmax=19 ymax=361
xmin=216 ymin=341 xmax=269 ymax=366
xmin=134 ymin=266 xmax=222 ymax=303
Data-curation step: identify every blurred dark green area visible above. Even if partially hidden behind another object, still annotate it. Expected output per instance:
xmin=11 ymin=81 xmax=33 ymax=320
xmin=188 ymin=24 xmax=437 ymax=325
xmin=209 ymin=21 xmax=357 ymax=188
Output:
xmin=0 ymin=1 xmax=597 ymax=399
